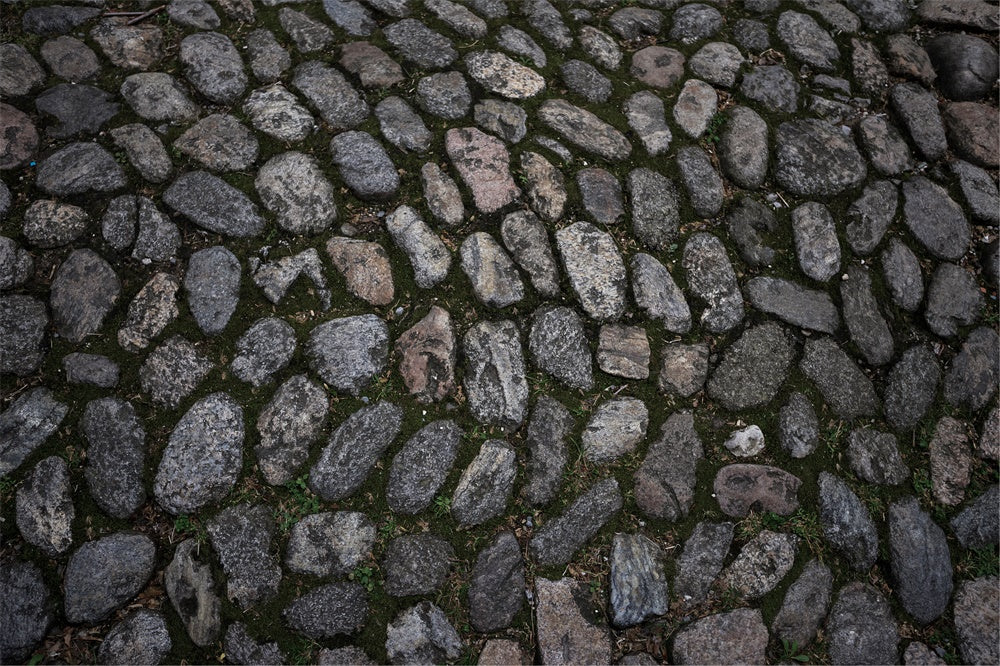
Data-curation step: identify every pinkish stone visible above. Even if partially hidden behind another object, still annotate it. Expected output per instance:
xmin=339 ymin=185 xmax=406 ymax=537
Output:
xmin=445 ymin=127 xmax=520 ymax=213
xmin=630 ymin=46 xmax=685 ymax=89
xmin=395 ymin=305 xmax=456 ymax=403
xmin=326 ymin=237 xmax=395 ymax=306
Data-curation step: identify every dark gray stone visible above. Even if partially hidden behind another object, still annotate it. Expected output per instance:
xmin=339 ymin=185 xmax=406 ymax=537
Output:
xmin=538 ymin=99 xmax=632 ymax=161
xmin=775 ymin=119 xmax=866 ymax=196
xmin=154 ymin=393 xmax=243 ymax=514
xmin=883 ymin=346 xmax=940 ymax=431
xmin=164 ymin=171 xmax=265 ymax=238
xmin=670 ymin=3 xmax=722 ymax=43
xmin=23 ymin=199 xmax=88 ymax=249
xmin=120 ymin=73 xmax=198 ymax=123
xmin=741 ymin=65 xmax=800 ymax=113
xmin=951 ymin=485 xmax=999 ymax=550
xmin=207 ymin=504 xmax=282 ymax=609
xmin=718 ymin=106 xmax=768 ymax=189
xmin=383 ymin=19 xmax=457 ymax=69
xmin=682 ymin=233 xmax=743 ymax=333
xmin=23 ymin=5 xmax=100 ymax=34
xmin=676 ymin=146 xmax=723 ymax=218
xmin=35 ymin=83 xmax=118 ymax=139
xmin=772 ymin=560 xmax=832 ymax=648
xmin=926 ymin=34 xmax=998 ymax=101
xmin=944 ymin=327 xmax=999 ymax=411
xmin=451 ymin=439 xmax=516 ymax=526
xmin=598 ymin=325 xmax=649 ymax=380
xmin=529 ymin=306 xmax=592 ymax=389
xmin=231 ymin=317 xmax=297 ymax=387
xmin=562 ymin=59 xmax=611 ymax=103
xmin=309 ymin=402 xmax=402 ymax=501
xmin=521 ymin=396 xmax=574 ymax=507
xmin=255 ymin=375 xmax=327 ymax=486
xmin=0 ymin=561 xmax=54 ymax=663
xmin=881 ymin=239 xmax=924 ymax=312
xmin=500 ymin=211 xmax=560 ymax=298
xmin=307 ymin=315 xmax=389 ymax=396
xmin=174 ymin=114 xmax=258 ymax=172
xmin=386 ymin=206 xmax=451 ymax=288
xmin=0 ymin=296 xmax=47 ymax=377
xmin=469 ymin=532 xmax=524 ymax=632
xmin=323 ymin=0 xmax=376 ymax=35
xmin=255 ymin=152 xmax=336 ymax=234
xmin=801 ymin=337 xmax=879 ymax=419
xmin=463 ymin=320 xmax=528 ymax=429
xmin=81 ymin=398 xmax=146 ymax=519
xmin=733 ymin=18 xmax=770 ymax=52
xmin=902 ymin=176 xmax=971 ymax=261
xmin=460 ymin=232 xmax=525 ymax=308
xmin=377 ymin=97 xmax=431 ymax=153
xmin=179 ymin=32 xmax=246 ymax=104
xmin=243 ymin=84 xmax=313 ymax=143
xmin=954 ymin=576 xmax=1000 ymax=666
xmin=674 ymin=521 xmax=733 ymax=605
xmin=0 ymin=388 xmax=67 ymax=477
xmin=384 ymin=533 xmax=454 ymax=597
xmin=847 ymin=427 xmax=909 ymax=485
xmin=36 ymin=142 xmax=125 ymax=196
xmin=139 ymin=336 xmax=214 ymax=408
xmin=726 ymin=198 xmax=778 ymax=267
xmin=165 ymin=539 xmax=221 ymax=647
xmin=64 ymin=533 xmax=156 ymax=624
xmin=891 ymin=83 xmax=948 ymax=161
xmin=168 ymin=0 xmax=220 ymax=29
xmin=925 ymin=263 xmax=982 ymax=337
xmin=416 ymin=71 xmax=471 ymax=119
xmin=496 ymin=25 xmax=545 ymax=67
xmin=846 ymin=180 xmax=897 ymax=255
xmin=284 ymin=582 xmax=368 ymax=639
xmin=186 ymin=246 xmax=241 ymax=336
xmin=579 ymin=26 xmax=622 ymax=70
xmin=673 ymin=609 xmax=768 ymax=665
xmin=778 ymin=393 xmax=819 ymax=459
xmin=745 ymin=277 xmax=840 ymax=334
xmin=98 ymin=609 xmax=171 ymax=666
xmin=608 ymin=6 xmax=662 ymax=39
xmin=634 ymin=412 xmax=703 ymax=521
xmin=109 ymin=123 xmax=172 ymax=183
xmin=330 ymin=131 xmax=398 ymax=201
xmin=707 ymin=322 xmax=797 ymax=411
xmin=0 ymin=236 xmax=33 ymax=290
xmin=50 ymin=249 xmax=120 ymax=344
xmin=827 ymin=582 xmax=899 ymax=665
xmin=15 ymin=456 xmax=74 ymax=556
xmin=841 ymin=263 xmax=893 ymax=365
xmin=889 ymin=496 xmax=953 ymax=625
xmin=474 ymin=98 xmax=527 ymax=144
xmin=818 ymin=472 xmax=878 ymax=571
xmin=632 ymin=253 xmax=690 ymax=333
xmin=225 ymin=623 xmax=284 ymax=665
xmin=285 ymin=511 xmax=375 ymax=577
xmin=610 ymin=533 xmax=669 ymax=628
xmin=577 ymin=168 xmax=625 ymax=226
xmin=629 ymin=168 xmax=679 ymax=251
xmin=385 ymin=602 xmax=462 ymax=665
xmin=279 ymin=7 xmax=332 ymax=52
xmin=387 ymin=421 xmax=461 ymax=515
xmin=530 ymin=478 xmax=623 ymax=566
xmin=116 ymin=272 xmax=180 ymax=352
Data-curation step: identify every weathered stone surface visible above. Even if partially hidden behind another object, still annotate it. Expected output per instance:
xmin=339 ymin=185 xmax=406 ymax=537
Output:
xmin=718 ymin=106 xmax=768 ymax=189
xmin=953 ymin=160 xmax=1000 ymax=224
xmin=535 ymin=577 xmax=611 ymax=665
xmin=881 ymin=238 xmax=924 ymax=312
xmin=50 ymin=249 xmax=120 ymax=344
xmin=582 ymin=398 xmax=647 ymax=463
xmin=818 ymin=472 xmax=878 ymax=571
xmin=416 ymin=71 xmax=471 ymax=120
xmin=859 ymin=114 xmax=913 ymax=175
xmin=36 ymin=142 xmax=125 ymax=196
xmin=884 ymin=346 xmax=940 ymax=431
xmin=179 ymin=32 xmax=246 ymax=104
xmin=714 ymin=464 xmax=801 ymax=517
xmin=165 ymin=540 xmax=222 ymax=647
xmin=658 ymin=344 xmax=709 ymax=398
xmin=224 ymin=623 xmax=284 ymax=665
xmin=801 ymin=337 xmax=879 ymax=419
xmin=185 ymin=246 xmax=240 ymax=337
xmin=0 ymin=560 xmax=53 ymax=664
xmin=154 ymin=393 xmax=243 ymax=514
xmin=674 ymin=521 xmax=733 ymax=605
xmin=792 ymin=202 xmax=841 ymax=282
xmin=383 ymin=19 xmax=457 ymax=69
xmin=284 ymin=582 xmax=368 ymax=640
xmin=384 ymin=533 xmax=454 ymax=597
xmin=23 ymin=200 xmax=88 ymax=249
xmin=207 ymin=504 xmax=282 ymax=609
xmin=741 ymin=65 xmax=799 ymax=113
xmin=15 ymin=456 xmax=74 ymax=556
xmin=395 ymin=306 xmax=456 ymax=404
xmin=631 ymin=46 xmax=685 ymax=89
xmin=579 ymin=26 xmax=621 ymax=70
xmin=676 ymin=146 xmax=723 ymax=218
xmin=721 ymin=530 xmax=797 ymax=599
xmin=724 ymin=425 xmax=765 ymax=457
xmin=944 ymin=102 xmax=1000 ymax=168
xmin=556 ymin=221 xmax=627 ymax=322
xmin=0 ymin=389 xmax=67 ymax=477
xmin=577 ymin=168 xmax=624 ymax=226
xmin=231 ymin=317 xmax=296 ymax=387
xmin=889 ymin=496 xmax=953 ymax=625
xmin=671 ymin=3 xmax=723 ymax=43
xmin=308 ymin=402 xmax=402 ymax=501
xmin=0 ymin=236 xmax=33 ymax=291
xmin=538 ymin=99 xmax=631 ymax=161
xmin=531 ymin=478 xmax=623 ymax=566
xmin=80 ymin=398 xmax=146 ymax=520
xmin=707 ymin=322 xmax=796 ymax=411
xmin=97 ymin=610 xmax=172 ymax=666
xmin=117 ymin=271 xmax=180 ymax=353
xmin=610 ymin=533 xmax=669 ymax=628
xmin=951 ymin=485 xmax=1000 ymax=550
xmin=925 ymin=263 xmax=982 ymax=338
xmin=689 ymin=41 xmax=744 ymax=87
xmin=109 ymin=123 xmax=172 ymax=183
xmin=847 ymin=427 xmax=908 ymax=485
xmin=522 ymin=396 xmax=574 ymax=507
xmin=0 ymin=296 xmax=47 ymax=377
xmin=243 ymin=84 xmax=313 ymax=143
xmin=954 ymin=576 xmax=1000 ymax=666
xmin=775 ymin=119 xmax=866 ymax=196
xmin=35 ymin=83 xmax=119 ymax=139
xmin=286 ymin=512 xmax=374 ymax=577
xmin=682 ymin=233 xmax=743 ymax=333
xmin=631 ymin=253 xmax=690 ymax=333
xmin=929 ymin=416 xmax=972 ymax=507
xmin=420 ymin=162 xmax=463 ymax=226
xmin=64 ymin=533 xmax=156 ymax=624
xmin=902 ymin=176 xmax=971 ymax=262
xmin=469 ymin=531 xmax=523 ymax=632
xmin=673 ymin=609 xmax=768 ymax=665
xmin=164 ymin=171 xmax=265 ymax=237
xmin=461 ymin=232 xmax=524 ymax=308
xmin=634 ymin=412 xmax=703 ymax=521
xmin=463 ymin=320 xmax=527 ymax=429
xmin=944 ymin=327 xmax=999 ymax=411
xmin=465 ymin=50 xmax=544 ymax=100
xmin=256 ymin=152 xmax=336 ymax=234
xmin=529 ymin=306 xmax=592 ymax=389
xmin=445 ymin=127 xmax=519 ymax=213
xmin=330 ymin=131 xmax=398 ymax=201
xmin=744 ymin=277 xmax=839 ymax=334
xmin=500 ymin=211 xmax=559 ymax=298
xmin=385 ymin=602 xmax=463 ymax=665
xmin=451 ymin=439 xmax=516 ymax=526
xmin=628 ymin=168 xmax=679 ymax=251
xmin=386 ymin=206 xmax=451 ymax=288
xmin=624 ymin=91 xmax=672 ymax=156
xmin=0 ymin=44 xmax=46 ymax=98
xmin=474 ymin=98 xmax=527 ymax=145
xmin=0 ymin=103 xmax=38 ymax=171
xmin=521 ymin=151 xmax=565 ymax=222
xmin=598 ymin=325 xmax=649 ymax=380
xmin=827 ymin=582 xmax=899 ymax=665
xmin=139 ymin=336 xmax=214 ymax=408
xmin=377 ymin=97 xmax=431 ymax=154
xmin=387 ymin=420 xmax=461 ymax=515
xmin=91 ymin=20 xmax=164 ymax=70
xmin=846 ymin=180 xmax=897 ymax=255
xmin=841 ymin=264 xmax=893 ymax=365
xmin=891 ymin=82 xmax=947 ymax=162
xmin=307 ymin=315 xmax=388 ymax=396
xmin=478 ymin=640 xmax=526 ymax=666
xmin=772 ymin=560 xmax=832 ymax=648
xmin=255 ymin=375 xmax=326 ymax=486
xmin=23 ymin=6 xmax=100 ymax=35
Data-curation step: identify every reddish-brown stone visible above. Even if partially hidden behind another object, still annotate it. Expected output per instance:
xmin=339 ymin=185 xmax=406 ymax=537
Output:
xmin=445 ymin=127 xmax=520 ymax=213
xmin=395 ymin=305 xmax=456 ymax=403
xmin=326 ymin=237 xmax=395 ymax=306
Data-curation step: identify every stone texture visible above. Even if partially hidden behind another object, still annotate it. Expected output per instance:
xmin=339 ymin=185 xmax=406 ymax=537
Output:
xmin=535 ymin=578 xmax=611 ymax=665
xmin=718 ymin=106 xmax=769 ymax=189
xmin=776 ymin=119 xmax=867 ymax=196
xmin=385 ymin=602 xmax=462 ymax=665
xmin=827 ymin=582 xmax=899 ymax=665
xmin=658 ymin=344 xmax=709 ymax=398
xmin=0 ymin=296 xmax=48 ymax=377
xmin=386 ymin=206 xmax=451 ymax=288
xmin=531 ymin=478 xmax=623 ymax=566
xmin=522 ymin=397 xmax=574 ymax=507
xmin=634 ymin=412 xmax=703 ymax=521
xmin=388 ymin=420 xmax=462 ymax=514
xmin=538 ymin=99 xmax=631 ymax=161
xmin=721 ymin=530 xmax=797 ymax=599
xmin=15 ymin=456 xmax=74 ymax=556
xmin=707 ymin=322 xmax=796 ymax=411
xmin=954 ymin=577 xmax=999 ymax=666
xmin=0 ymin=561 xmax=53 ymax=664
xmin=451 ymin=439 xmax=516 ymax=526
xmin=285 ymin=512 xmax=374 ymax=577
xmin=395 ymin=306 xmax=456 ymax=403
xmin=800 ymin=337 xmax=879 ymax=419
xmin=597 ymin=325 xmax=649 ymax=380
xmin=165 ymin=540 xmax=221 ymax=647
xmin=80 ymin=398 xmax=146 ymax=520
xmin=231 ymin=318 xmax=297 ymax=386
xmin=164 ymin=171 xmax=265 ymax=237
xmin=674 ymin=522 xmax=733 ymax=605
xmin=714 ymin=464 xmax=801 ymax=517
xmin=889 ymin=496 xmax=953 ymax=624
xmin=97 ymin=610 xmax=171 ymax=666
xmin=384 ymin=534 xmax=454 ymax=597
xmin=772 ymin=560 xmax=832 ymax=648
xmin=207 ymin=504 xmax=282 ymax=609
xmin=469 ymin=531 xmax=524 ymax=632
xmin=330 ymin=131 xmax=398 ymax=201
xmin=255 ymin=375 xmax=327 ymax=486
xmin=0 ymin=388 xmax=68 ymax=477
xmin=944 ymin=327 xmax=999 ymax=411
xmin=682 ymin=233 xmax=743 ymax=333
xmin=610 ymin=533 xmax=669 ymax=628
xmin=929 ymin=416 xmax=971 ymax=507
xmin=446 ymin=127 xmax=520 ymax=213
xmin=64 ymin=533 xmax=156 ymax=624
xmin=307 ymin=315 xmax=388 ymax=396
xmin=818 ymin=472 xmax=878 ymax=570
xmin=673 ymin=609 xmax=768 ymax=665
xmin=461 ymin=232 xmax=525 ymax=308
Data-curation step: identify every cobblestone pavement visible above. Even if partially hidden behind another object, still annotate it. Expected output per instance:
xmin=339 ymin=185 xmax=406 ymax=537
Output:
xmin=1 ymin=0 xmax=998 ymax=663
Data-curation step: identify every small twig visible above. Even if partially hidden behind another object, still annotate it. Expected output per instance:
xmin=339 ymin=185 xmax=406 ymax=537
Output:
xmin=101 ymin=11 xmax=146 ymax=16
xmin=126 ymin=4 xmax=165 ymax=25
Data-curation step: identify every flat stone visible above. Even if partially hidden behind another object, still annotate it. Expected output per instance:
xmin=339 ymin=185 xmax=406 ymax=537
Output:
xmin=674 ymin=521 xmax=733 ymax=605
xmin=179 ymin=32 xmax=245 ymax=104
xmin=882 ymin=345 xmax=939 ymax=431
xmin=0 ymin=44 xmax=46 ymax=98
xmin=841 ymin=263 xmax=893 ymax=365
xmin=36 ymin=142 xmax=125 ymax=196
xmin=154 ymin=393 xmax=243 ymax=514
xmin=231 ymin=317 xmax=297 ymax=387
xmin=97 ymin=610 xmax=171 ymax=666
xmin=64 ymin=353 xmax=118 ymax=388
xmin=529 ymin=306 xmax=592 ymax=389
xmin=331 ymin=131 xmax=398 ymax=201
xmin=174 ymin=114 xmax=257 ymax=172
xmin=445 ymin=127 xmax=519 ymax=213
xmin=775 ymin=119 xmax=867 ymax=196
xmin=926 ymin=263 xmax=982 ymax=337
xmin=714 ymin=464 xmax=801 ymax=517
xmin=673 ymin=609 xmax=768 ymax=665
xmin=521 ymin=151 xmax=565 ymax=222
xmin=777 ymin=9 xmax=839 ymax=70
xmin=50 ymin=249 xmax=120 ymax=344
xmin=23 ymin=5 xmax=100 ymax=34
xmin=689 ymin=41 xmax=744 ymax=87
xmin=132 ymin=198 xmax=180 ymax=263
xmin=677 ymin=146 xmax=724 ymax=219
xmin=891 ymin=82 xmax=948 ymax=162
xmin=0 ymin=561 xmax=53 ymax=664
xmin=954 ymin=576 xmax=1000 ymax=666
xmin=943 ymin=101 xmax=999 ymax=168
xmin=465 ymin=50 xmax=545 ymax=100
xmin=827 ymin=582 xmax=899 ymax=665
xmin=929 ymin=416 xmax=972 ymax=506
xmin=80 ymin=398 xmax=146 ymax=520
xmin=23 ymin=200 xmax=88 ymax=249
xmin=384 ymin=533 xmax=454 ymax=597
xmin=629 ymin=168 xmax=679 ymax=251
xmin=522 ymin=0 xmax=572 ymax=49
xmin=631 ymin=252 xmax=692 ymax=333
xmin=256 ymin=152 xmax=336 ymax=234
xmin=421 ymin=162 xmax=463 ymax=225
xmin=744 ymin=277 xmax=839 ymax=334
xmin=579 ymin=26 xmax=622 ymax=70
xmin=207 ymin=504 xmax=282 ymax=609
xmin=772 ymin=560 xmax=832 ymax=648
xmin=561 ymin=59 xmax=611 ymax=103
xmin=889 ymin=496 xmax=953 ymax=625
xmin=284 ymin=582 xmax=368 ymax=640
xmin=582 ymin=398 xmax=647 ymax=463
xmin=944 ymin=327 xmax=999 ymax=411
xmin=91 ymin=20 xmax=164 ymax=70
xmin=556 ymin=221 xmax=628 ymax=321
xmin=726 ymin=198 xmax=780 ymax=266
xmin=286 ymin=511 xmax=375 ymax=577
xmin=800 ymin=337 xmax=879 ymax=419
xmin=384 ymin=19 xmax=457 ymax=69
xmin=0 ymin=103 xmax=39 ymax=170
xmin=293 ymin=61 xmax=368 ymax=130
xmin=904 ymin=641 xmax=947 ymax=665
xmin=917 ymin=0 xmax=998 ymax=29
xmin=496 ymin=25 xmax=545 ymax=68
xmin=631 ymin=46 xmax=685 ymax=89
xmin=847 ymin=427 xmax=908 ymax=485
xmin=733 ymin=18 xmax=770 ymax=51
xmin=35 ymin=83 xmax=119 ymax=139
xmin=531 ymin=478 xmax=623 ymax=566
xmin=902 ymin=176 xmax=971 ymax=261
xmin=658 ymin=344 xmax=709 ymax=398
xmin=886 ymin=34 xmax=936 ymax=86
xmin=452 ymin=439 xmax=516 ymax=526
xmin=164 ymin=171 xmax=265 ymax=237
xmin=394 ymin=306 xmax=456 ymax=404
xmin=608 ymin=6 xmax=662 ymax=40
xmin=339 ymin=42 xmax=403 ymax=90
xmin=742 ymin=65 xmax=800 ymax=113
xmin=279 ymin=7 xmax=332 ymax=52
xmin=326 ymin=237 xmax=394 ymax=307
xmin=721 ymin=530 xmax=797 ymax=599
xmin=858 ymin=115 xmax=913 ymax=176
xmin=500 ymin=211 xmax=560 ymax=298
xmin=165 ymin=540 xmax=221 ymax=647
xmin=0 ymin=388 xmax=67 ymax=476
xmin=0 ymin=236 xmax=32 ymax=291
xmin=15 ymin=456 xmax=74 ymax=556
xmin=246 ymin=29 xmax=291 ymax=82
xmin=881 ymin=238 xmax=924 ymax=312
xmin=323 ymin=0 xmax=376 ymax=35
xmin=386 ymin=205 xmax=451 ymax=288
xmin=109 ymin=124 xmax=172 ymax=183
xmin=577 ymin=168 xmax=624 ymax=226
xmin=309 ymin=402 xmax=402 ymax=501
xmin=597 ymin=325 xmax=649 ymax=380
xmin=255 ymin=374 xmax=327 ymax=486
xmin=682 ymin=233 xmax=743 ymax=333
xmin=385 ymin=602 xmax=462 ymax=665
xmin=185 ymin=246 xmax=240 ymax=337
xmin=634 ymin=412 xmax=703 ymax=521
xmin=425 ymin=0 xmax=486 ymax=36
xmin=377 ymin=97 xmax=431 ymax=153
xmin=707 ymin=322 xmax=797 ymax=411
xmin=474 ymin=98 xmax=527 ymax=144
xmin=461 ymin=232 xmax=524 ymax=308
xmin=250 ymin=249 xmax=330 ymax=311
xmin=535 ymin=578 xmax=612 ymax=666
xmin=387 ymin=420 xmax=462 ymax=514
xmin=416 ymin=71 xmax=471 ymax=120
xmin=846 ymin=180 xmax=897 ymax=255
xmin=522 ymin=396 xmax=574 ymax=507
xmin=952 ymin=160 xmax=1000 ymax=224
xmin=307 ymin=315 xmax=388 ymax=396
xmin=168 ymin=0 xmax=221 ymax=28
xmin=116 ymin=273 xmax=180 ymax=353
xmin=224 ymin=623 xmax=284 ymax=665
xmin=469 ymin=531 xmax=524 ymax=632
xmin=818 ymin=471 xmax=878 ymax=570
xmin=64 ymin=533 xmax=155 ymax=624
xmin=718 ymin=106 xmax=768 ymax=189
xmin=926 ymin=34 xmax=998 ymax=102
xmin=610 ymin=533 xmax=669 ymax=628
xmin=538 ymin=99 xmax=631 ymax=161
xmin=951 ymin=485 xmax=999 ymax=550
